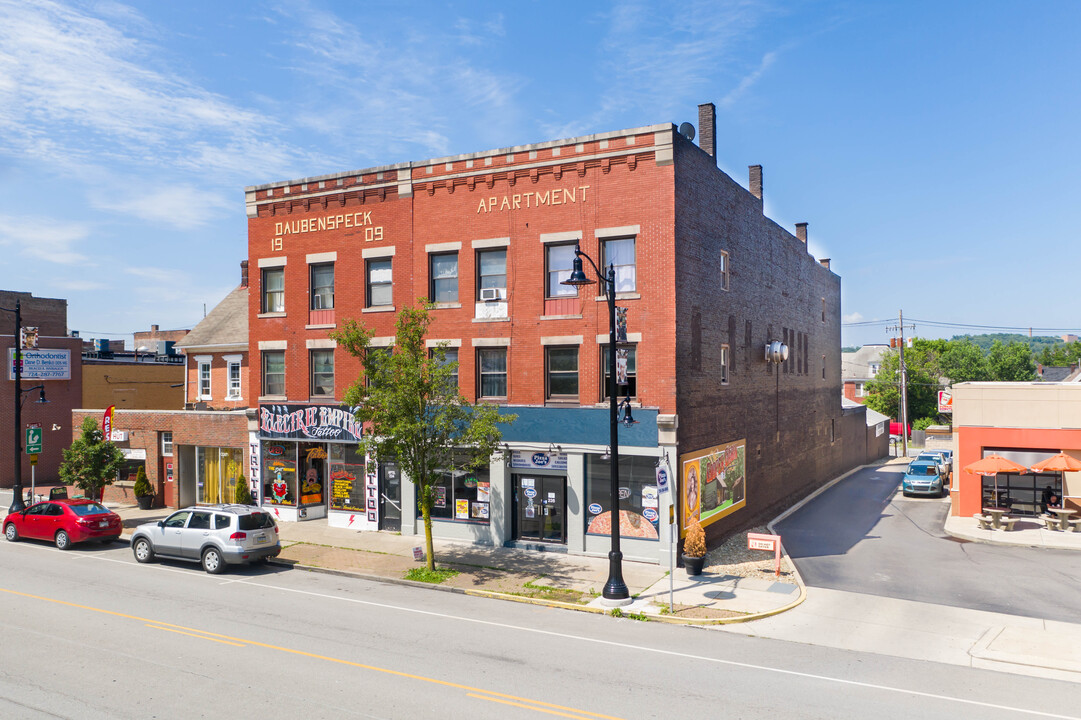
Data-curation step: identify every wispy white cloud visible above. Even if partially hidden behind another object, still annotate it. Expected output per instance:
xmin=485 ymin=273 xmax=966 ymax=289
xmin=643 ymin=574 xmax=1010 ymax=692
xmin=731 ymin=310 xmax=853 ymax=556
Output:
xmin=844 ymin=312 xmax=864 ymax=323
xmin=90 ymin=184 xmax=231 ymax=229
xmin=0 ymin=0 xmax=309 ymax=180
xmin=720 ymin=51 xmax=777 ymax=108
xmin=0 ymin=213 xmax=90 ymax=265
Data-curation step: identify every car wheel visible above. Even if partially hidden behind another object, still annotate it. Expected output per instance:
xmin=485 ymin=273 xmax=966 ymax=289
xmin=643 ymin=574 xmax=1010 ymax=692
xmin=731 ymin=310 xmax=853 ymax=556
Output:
xmin=4 ymin=523 xmax=18 ymax=542
xmin=201 ymin=547 xmax=225 ymax=574
xmin=132 ymin=537 xmax=155 ymax=563
xmin=55 ymin=530 xmax=71 ymax=551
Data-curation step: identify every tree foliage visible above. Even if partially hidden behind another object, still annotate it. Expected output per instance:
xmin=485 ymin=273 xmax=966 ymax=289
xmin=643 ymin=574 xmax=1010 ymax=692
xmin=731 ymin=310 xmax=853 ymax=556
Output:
xmin=864 ymin=337 xmax=1036 ymax=425
xmin=331 ymin=302 xmax=514 ymax=571
xmin=1036 ymin=341 xmax=1081 ymax=367
xmin=59 ymin=417 xmax=125 ymax=501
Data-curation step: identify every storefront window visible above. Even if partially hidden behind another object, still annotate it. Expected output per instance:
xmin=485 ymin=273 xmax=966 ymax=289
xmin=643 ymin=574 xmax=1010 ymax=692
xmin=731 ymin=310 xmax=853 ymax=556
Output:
xmin=584 ymin=454 xmax=660 ymax=540
xmin=330 ymin=444 xmax=366 ymax=511
xmin=421 ymin=457 xmax=490 ymax=523
xmin=298 ymin=442 xmax=326 ymax=507
xmin=263 ymin=442 xmax=298 ymax=506
xmin=196 ymin=447 xmax=245 ymax=504
xmin=982 ymin=472 xmax=1061 ymax=516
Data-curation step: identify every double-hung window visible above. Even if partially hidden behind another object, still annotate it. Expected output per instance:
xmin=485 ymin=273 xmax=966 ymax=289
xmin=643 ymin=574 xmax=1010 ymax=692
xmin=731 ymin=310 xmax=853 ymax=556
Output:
xmin=719 ymin=251 xmax=730 ymax=292
xmin=310 ymin=349 xmax=334 ymax=397
xmin=262 ymin=268 xmax=284 ymax=313
xmin=226 ymin=356 xmax=242 ymax=399
xmin=161 ymin=431 xmax=173 ymax=457
xmin=477 ymin=348 xmax=507 ymax=400
xmin=720 ymin=344 xmax=730 ymax=384
xmin=546 ymin=244 xmax=577 ymax=298
xmin=430 ymin=347 xmax=459 ymax=392
xmin=429 ymin=253 xmax=459 ymax=303
xmin=262 ymin=351 xmax=285 ymax=396
xmin=198 ymin=360 xmax=211 ymax=400
xmin=546 ymin=346 xmax=579 ymax=402
xmin=477 ymin=249 xmax=506 ymax=300
xmin=366 ymin=259 xmax=392 ymax=307
xmin=602 ymin=344 xmax=636 ymax=400
xmin=310 ymin=263 xmax=334 ymax=310
xmin=601 ymin=237 xmax=636 ymax=293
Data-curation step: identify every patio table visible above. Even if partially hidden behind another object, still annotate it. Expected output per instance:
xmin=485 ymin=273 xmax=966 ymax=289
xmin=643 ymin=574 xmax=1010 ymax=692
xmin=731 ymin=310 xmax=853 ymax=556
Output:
xmin=982 ymin=507 xmax=1011 ymax=529
xmin=1047 ymin=507 xmax=1076 ymax=531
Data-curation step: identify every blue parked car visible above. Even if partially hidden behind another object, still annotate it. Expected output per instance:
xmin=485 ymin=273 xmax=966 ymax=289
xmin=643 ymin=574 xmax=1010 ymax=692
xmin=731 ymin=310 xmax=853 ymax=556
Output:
xmin=902 ymin=460 xmax=947 ymax=497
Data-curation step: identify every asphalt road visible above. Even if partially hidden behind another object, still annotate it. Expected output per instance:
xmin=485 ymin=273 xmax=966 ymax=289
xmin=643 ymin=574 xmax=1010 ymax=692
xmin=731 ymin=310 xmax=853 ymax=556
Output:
xmin=0 ymin=536 xmax=1078 ymax=719
xmin=776 ymin=463 xmax=1081 ymax=623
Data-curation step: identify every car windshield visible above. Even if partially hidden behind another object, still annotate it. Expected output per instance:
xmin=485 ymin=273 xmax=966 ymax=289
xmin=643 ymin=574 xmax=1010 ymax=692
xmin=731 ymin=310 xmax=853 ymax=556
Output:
xmin=69 ymin=503 xmax=110 ymax=516
xmin=909 ymin=463 xmax=936 ymax=476
xmin=238 ymin=512 xmax=275 ymax=531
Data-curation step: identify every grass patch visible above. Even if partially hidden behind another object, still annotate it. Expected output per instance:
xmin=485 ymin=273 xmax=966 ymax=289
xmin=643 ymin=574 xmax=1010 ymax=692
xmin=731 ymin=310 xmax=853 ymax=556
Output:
xmin=504 ymin=579 xmax=588 ymax=604
xmin=405 ymin=567 xmax=460 ymax=584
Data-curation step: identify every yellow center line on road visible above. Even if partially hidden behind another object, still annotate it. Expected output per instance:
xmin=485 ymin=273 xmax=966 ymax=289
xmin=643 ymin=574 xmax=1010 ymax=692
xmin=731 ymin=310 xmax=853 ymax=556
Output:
xmin=145 ymin=624 xmax=246 ymax=647
xmin=0 ymin=587 xmax=625 ymax=720
xmin=466 ymin=692 xmax=623 ymax=720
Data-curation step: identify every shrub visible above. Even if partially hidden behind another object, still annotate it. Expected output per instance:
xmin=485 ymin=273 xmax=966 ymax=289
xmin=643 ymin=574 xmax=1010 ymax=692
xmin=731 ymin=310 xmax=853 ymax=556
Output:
xmin=913 ymin=417 xmax=938 ymax=431
xmin=133 ymin=466 xmax=153 ymax=498
xmin=234 ymin=474 xmax=252 ymax=505
xmin=684 ymin=518 xmax=707 ymax=558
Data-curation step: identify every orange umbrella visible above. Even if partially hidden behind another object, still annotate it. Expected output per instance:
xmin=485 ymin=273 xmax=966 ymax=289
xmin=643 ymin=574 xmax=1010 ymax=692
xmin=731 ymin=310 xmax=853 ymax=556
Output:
xmin=1029 ymin=452 xmax=1081 ymax=473
xmin=964 ymin=454 xmax=1027 ymax=508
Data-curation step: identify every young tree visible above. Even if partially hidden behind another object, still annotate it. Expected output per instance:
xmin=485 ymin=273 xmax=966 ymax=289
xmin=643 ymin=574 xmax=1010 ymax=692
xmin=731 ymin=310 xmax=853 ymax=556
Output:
xmin=331 ymin=302 xmax=514 ymax=571
xmin=59 ymin=417 xmax=125 ymax=501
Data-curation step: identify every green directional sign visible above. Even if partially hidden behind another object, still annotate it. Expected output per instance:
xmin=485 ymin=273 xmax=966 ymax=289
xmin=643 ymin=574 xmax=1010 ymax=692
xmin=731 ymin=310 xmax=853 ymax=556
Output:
xmin=25 ymin=427 xmax=42 ymax=455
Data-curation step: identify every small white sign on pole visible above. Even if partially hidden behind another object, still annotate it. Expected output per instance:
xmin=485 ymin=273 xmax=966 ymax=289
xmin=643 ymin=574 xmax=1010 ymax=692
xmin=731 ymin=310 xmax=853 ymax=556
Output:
xmin=747 ymin=532 xmax=783 ymax=578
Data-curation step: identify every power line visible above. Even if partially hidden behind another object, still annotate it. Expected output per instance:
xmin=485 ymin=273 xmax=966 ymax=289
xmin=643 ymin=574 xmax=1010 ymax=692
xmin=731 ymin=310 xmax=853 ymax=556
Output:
xmin=843 ymin=316 xmax=1081 ymax=334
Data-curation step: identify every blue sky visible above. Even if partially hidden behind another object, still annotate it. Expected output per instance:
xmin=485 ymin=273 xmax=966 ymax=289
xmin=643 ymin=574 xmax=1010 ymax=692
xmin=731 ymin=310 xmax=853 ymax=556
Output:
xmin=1 ymin=0 xmax=1079 ymax=349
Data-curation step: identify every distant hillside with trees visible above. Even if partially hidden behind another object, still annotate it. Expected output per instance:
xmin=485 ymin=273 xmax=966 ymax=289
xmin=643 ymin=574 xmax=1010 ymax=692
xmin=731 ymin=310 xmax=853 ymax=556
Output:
xmin=951 ymin=333 xmax=1062 ymax=355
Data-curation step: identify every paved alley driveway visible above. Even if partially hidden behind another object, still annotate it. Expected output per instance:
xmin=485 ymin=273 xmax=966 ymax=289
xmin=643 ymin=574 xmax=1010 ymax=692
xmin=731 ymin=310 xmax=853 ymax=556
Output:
xmin=776 ymin=462 xmax=1081 ymax=623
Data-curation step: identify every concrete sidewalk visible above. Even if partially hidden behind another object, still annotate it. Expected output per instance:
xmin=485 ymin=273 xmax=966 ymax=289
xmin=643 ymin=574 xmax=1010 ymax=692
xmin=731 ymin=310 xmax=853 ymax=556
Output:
xmin=105 ymin=503 xmax=802 ymax=623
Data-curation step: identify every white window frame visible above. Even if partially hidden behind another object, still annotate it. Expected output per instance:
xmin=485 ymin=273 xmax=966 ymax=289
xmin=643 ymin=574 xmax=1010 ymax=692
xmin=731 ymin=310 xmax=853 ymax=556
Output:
xmin=600 ymin=236 xmax=636 ymax=293
xmin=161 ymin=431 xmax=173 ymax=457
xmin=224 ymin=354 xmax=243 ymax=400
xmin=720 ymin=344 xmax=730 ymax=384
xmin=719 ymin=250 xmax=730 ymax=292
xmin=195 ymin=355 xmax=212 ymax=400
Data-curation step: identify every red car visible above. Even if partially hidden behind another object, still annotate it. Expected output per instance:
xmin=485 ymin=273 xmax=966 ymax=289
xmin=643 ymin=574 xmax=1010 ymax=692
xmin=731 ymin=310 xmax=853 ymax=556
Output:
xmin=4 ymin=499 xmax=123 ymax=549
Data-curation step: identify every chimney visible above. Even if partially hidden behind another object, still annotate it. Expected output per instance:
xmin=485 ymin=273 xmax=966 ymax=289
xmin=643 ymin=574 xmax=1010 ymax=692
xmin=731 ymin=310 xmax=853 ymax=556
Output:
xmin=151 ymin=324 xmax=159 ymax=333
xmin=795 ymin=223 xmax=808 ymax=244
xmin=749 ymin=165 xmax=763 ymax=200
xmin=819 ymin=258 xmax=831 ymax=270
xmin=697 ymin=103 xmax=716 ymax=160
xmin=241 ymin=260 xmax=249 ymax=288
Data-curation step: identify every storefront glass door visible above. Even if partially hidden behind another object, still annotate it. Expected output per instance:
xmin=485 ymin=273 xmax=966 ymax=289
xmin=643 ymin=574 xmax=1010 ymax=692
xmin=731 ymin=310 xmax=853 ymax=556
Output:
xmin=513 ymin=475 xmax=565 ymax=543
xmin=379 ymin=462 xmax=401 ymax=532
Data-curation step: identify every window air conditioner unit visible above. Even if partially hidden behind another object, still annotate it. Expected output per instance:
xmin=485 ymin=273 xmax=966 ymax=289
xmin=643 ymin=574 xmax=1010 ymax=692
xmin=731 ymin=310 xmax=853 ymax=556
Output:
xmin=480 ymin=287 xmax=505 ymax=302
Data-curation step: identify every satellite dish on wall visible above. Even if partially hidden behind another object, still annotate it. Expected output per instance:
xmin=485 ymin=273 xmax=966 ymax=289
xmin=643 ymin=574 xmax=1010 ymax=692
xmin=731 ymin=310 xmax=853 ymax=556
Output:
xmin=678 ymin=122 xmax=695 ymax=141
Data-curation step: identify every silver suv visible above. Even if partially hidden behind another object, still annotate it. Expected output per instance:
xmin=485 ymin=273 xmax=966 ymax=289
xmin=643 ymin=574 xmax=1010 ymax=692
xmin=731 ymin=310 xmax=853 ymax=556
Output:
xmin=131 ymin=505 xmax=281 ymax=574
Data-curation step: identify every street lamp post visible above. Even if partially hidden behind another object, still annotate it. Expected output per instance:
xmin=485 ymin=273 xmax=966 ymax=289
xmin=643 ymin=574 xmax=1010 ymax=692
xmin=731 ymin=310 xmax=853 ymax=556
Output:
xmin=562 ymin=245 xmax=629 ymax=602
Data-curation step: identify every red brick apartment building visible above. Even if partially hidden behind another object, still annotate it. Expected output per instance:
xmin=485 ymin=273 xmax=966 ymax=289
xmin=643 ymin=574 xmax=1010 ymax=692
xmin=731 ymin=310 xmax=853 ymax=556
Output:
xmin=244 ymin=103 xmax=880 ymax=562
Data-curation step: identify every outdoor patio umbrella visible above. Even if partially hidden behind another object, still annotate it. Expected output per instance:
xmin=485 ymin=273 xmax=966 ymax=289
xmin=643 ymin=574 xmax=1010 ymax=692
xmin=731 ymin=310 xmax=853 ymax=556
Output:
xmin=1029 ymin=452 xmax=1081 ymax=509
xmin=963 ymin=454 xmax=1028 ymax=508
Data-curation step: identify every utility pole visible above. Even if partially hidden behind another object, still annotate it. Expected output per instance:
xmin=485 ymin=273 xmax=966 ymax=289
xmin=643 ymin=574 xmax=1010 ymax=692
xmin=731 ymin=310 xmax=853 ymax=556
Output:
xmin=886 ymin=311 xmax=916 ymax=457
xmin=898 ymin=310 xmax=908 ymax=458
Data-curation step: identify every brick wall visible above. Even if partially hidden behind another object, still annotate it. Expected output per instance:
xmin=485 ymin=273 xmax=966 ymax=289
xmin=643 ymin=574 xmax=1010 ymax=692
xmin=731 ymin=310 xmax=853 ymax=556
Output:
xmin=247 ymin=130 xmax=678 ymax=415
xmin=672 ymin=136 xmax=848 ymax=541
xmin=184 ymin=351 xmax=249 ymax=410
xmin=0 ymin=291 xmax=68 ymax=337
xmin=71 ymin=409 xmax=248 ymax=508
xmin=82 ymin=361 xmax=184 ymax=410
xmin=0 ymin=335 xmax=83 ymax=489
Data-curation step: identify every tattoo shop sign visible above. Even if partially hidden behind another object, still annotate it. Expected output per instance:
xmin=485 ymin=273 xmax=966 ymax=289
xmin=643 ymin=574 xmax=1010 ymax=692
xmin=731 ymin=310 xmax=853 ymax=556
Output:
xmin=259 ymin=404 xmax=363 ymax=442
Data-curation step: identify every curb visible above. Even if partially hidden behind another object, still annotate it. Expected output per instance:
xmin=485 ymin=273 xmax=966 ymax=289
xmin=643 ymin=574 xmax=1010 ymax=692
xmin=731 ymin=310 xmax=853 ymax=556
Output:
xmin=269 ymin=557 xmax=803 ymax=625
